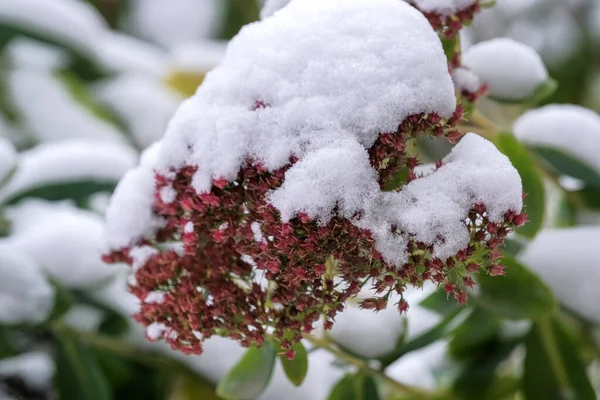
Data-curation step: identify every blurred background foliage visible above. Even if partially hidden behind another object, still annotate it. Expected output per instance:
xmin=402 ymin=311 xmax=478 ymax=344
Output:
xmin=0 ymin=0 xmax=600 ymax=400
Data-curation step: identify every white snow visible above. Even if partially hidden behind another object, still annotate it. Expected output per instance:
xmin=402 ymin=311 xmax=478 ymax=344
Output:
xmin=127 ymin=0 xmax=224 ymax=48
xmin=514 ymin=104 xmax=600 ymax=172
xmin=387 ymin=340 xmax=448 ymax=389
xmin=260 ymin=0 xmax=293 ymax=19
xmin=0 ymin=137 xmax=16 ymax=183
xmin=329 ymin=284 xmax=441 ymax=358
xmin=95 ymin=32 xmax=167 ymax=76
xmin=8 ymin=69 xmax=126 ymax=144
xmin=63 ymin=305 xmax=104 ymax=332
xmin=409 ymin=0 xmax=477 ymax=15
xmin=0 ymin=246 xmax=54 ymax=325
xmin=0 ymin=352 xmax=55 ymax=390
xmin=107 ymin=0 xmax=523 ymax=267
xmin=167 ymin=41 xmax=226 ymax=74
xmin=3 ymin=200 xmax=119 ymax=288
xmin=0 ymin=139 xmax=138 ymax=203
xmin=104 ymin=142 xmax=164 ymax=250
xmin=462 ymin=38 xmax=548 ymax=101
xmin=5 ymin=38 xmax=68 ymax=70
xmin=146 ymin=322 xmax=169 ymax=340
xmin=519 ymin=227 xmax=600 ymax=324
xmin=95 ymin=74 xmax=183 ymax=148
xmin=144 ymin=291 xmax=166 ymax=304
xmin=451 ymin=66 xmax=481 ymax=94
xmin=0 ymin=0 xmax=106 ymax=59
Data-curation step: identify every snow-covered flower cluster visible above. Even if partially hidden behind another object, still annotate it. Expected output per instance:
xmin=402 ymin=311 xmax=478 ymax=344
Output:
xmin=103 ymin=0 xmax=525 ymax=356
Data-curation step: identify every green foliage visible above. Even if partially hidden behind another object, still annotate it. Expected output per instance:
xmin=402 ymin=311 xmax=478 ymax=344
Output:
xmin=278 ymin=341 xmax=309 ymax=386
xmin=328 ymin=373 xmax=381 ymax=400
xmin=523 ymin=317 xmax=596 ymax=400
xmin=477 ymin=255 xmax=557 ymax=320
xmin=533 ymin=147 xmax=600 ymax=189
xmin=495 ymin=133 xmax=546 ymax=238
xmin=216 ymin=342 xmax=277 ymax=400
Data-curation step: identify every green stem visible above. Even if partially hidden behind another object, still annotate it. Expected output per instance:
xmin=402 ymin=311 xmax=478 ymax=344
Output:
xmin=303 ymin=334 xmax=448 ymax=399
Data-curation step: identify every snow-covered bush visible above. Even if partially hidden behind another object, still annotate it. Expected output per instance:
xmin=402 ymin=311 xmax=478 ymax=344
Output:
xmin=1 ymin=0 xmax=600 ymax=399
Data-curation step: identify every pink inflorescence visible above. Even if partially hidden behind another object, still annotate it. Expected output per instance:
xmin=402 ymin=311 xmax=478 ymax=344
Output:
xmin=411 ymin=1 xmax=482 ymax=39
xmin=103 ymin=106 xmax=525 ymax=356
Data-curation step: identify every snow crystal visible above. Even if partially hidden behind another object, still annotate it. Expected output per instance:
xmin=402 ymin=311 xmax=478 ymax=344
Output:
xmin=462 ymin=38 xmax=548 ymax=101
xmin=451 ymin=66 xmax=481 ymax=94
xmin=251 ymin=221 xmax=266 ymax=243
xmin=127 ymin=0 xmax=224 ymax=48
xmin=107 ymin=0 xmax=523 ymax=266
xmin=519 ymin=227 xmax=600 ymax=324
xmin=3 ymin=201 xmax=119 ymax=288
xmin=94 ymin=74 xmax=183 ymax=148
xmin=63 ymin=305 xmax=104 ymax=332
xmin=95 ymin=33 xmax=166 ymax=76
xmin=0 ymin=0 xmax=106 ymax=59
xmin=130 ymin=246 xmax=160 ymax=272
xmin=387 ymin=340 xmax=448 ymax=389
xmin=0 ymin=136 xmax=16 ymax=182
xmin=145 ymin=291 xmax=166 ymax=304
xmin=260 ymin=0 xmax=293 ymax=19
xmin=5 ymin=38 xmax=68 ymax=70
xmin=104 ymin=143 xmax=165 ymax=250
xmin=409 ymin=0 xmax=477 ymax=15
xmin=167 ymin=41 xmax=226 ymax=74
xmin=159 ymin=185 xmax=177 ymax=204
xmin=156 ymin=0 xmax=456 ymax=188
xmin=0 ymin=139 xmax=138 ymax=203
xmin=514 ymin=104 xmax=600 ymax=172
xmin=146 ymin=322 xmax=168 ymax=340
xmin=8 ymin=69 xmax=126 ymax=144
xmin=184 ymin=222 xmax=194 ymax=233
xmin=0 ymin=247 xmax=54 ymax=325
xmin=0 ymin=352 xmax=55 ymax=390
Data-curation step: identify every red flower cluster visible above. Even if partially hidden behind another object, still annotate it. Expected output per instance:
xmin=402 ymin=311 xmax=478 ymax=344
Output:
xmin=103 ymin=106 xmax=525 ymax=356
xmin=410 ymin=1 xmax=482 ymax=39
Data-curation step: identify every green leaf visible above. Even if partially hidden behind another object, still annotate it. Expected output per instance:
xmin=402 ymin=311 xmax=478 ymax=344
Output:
xmin=378 ymin=308 xmax=462 ymax=368
xmin=279 ymin=341 xmax=309 ymax=386
xmin=449 ymin=307 xmax=500 ymax=358
xmin=329 ymin=374 xmax=358 ymax=400
xmin=216 ymin=342 xmax=276 ymax=400
xmin=452 ymin=339 xmax=521 ymax=400
xmin=490 ymin=78 xmax=558 ymax=106
xmin=169 ymin=374 xmax=221 ymax=400
xmin=419 ymin=289 xmax=460 ymax=316
xmin=54 ymin=330 xmax=112 ymax=400
xmin=5 ymin=181 xmax=117 ymax=207
xmin=328 ymin=373 xmax=381 ymax=400
xmin=523 ymin=317 xmax=595 ymax=400
xmin=45 ymin=279 xmax=75 ymax=324
xmin=575 ymin=186 xmax=600 ymax=210
xmin=477 ymin=255 xmax=556 ymax=320
xmin=494 ymin=133 xmax=545 ymax=238
xmin=0 ymin=23 xmax=107 ymax=81
xmin=533 ymin=146 xmax=600 ymax=189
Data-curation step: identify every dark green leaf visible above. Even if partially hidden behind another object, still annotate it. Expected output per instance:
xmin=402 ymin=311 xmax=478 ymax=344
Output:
xmin=45 ymin=279 xmax=75 ymax=325
xmin=495 ymin=133 xmax=545 ymax=238
xmin=575 ymin=186 xmax=600 ymax=210
xmin=419 ymin=289 xmax=460 ymax=316
xmin=279 ymin=341 xmax=309 ymax=386
xmin=169 ymin=374 xmax=221 ymax=400
xmin=378 ymin=308 xmax=462 ymax=368
xmin=523 ymin=318 xmax=595 ymax=400
xmin=6 ymin=181 xmax=117 ymax=207
xmin=490 ymin=78 xmax=558 ymax=106
xmin=477 ymin=255 xmax=556 ymax=320
xmin=328 ymin=373 xmax=381 ymax=400
xmin=329 ymin=374 xmax=358 ymax=400
xmin=0 ymin=23 xmax=107 ymax=81
xmin=453 ymin=339 xmax=521 ymax=400
xmin=216 ymin=342 xmax=276 ymax=400
xmin=449 ymin=307 xmax=500 ymax=358
xmin=533 ymin=146 xmax=600 ymax=189
xmin=54 ymin=330 xmax=112 ymax=400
